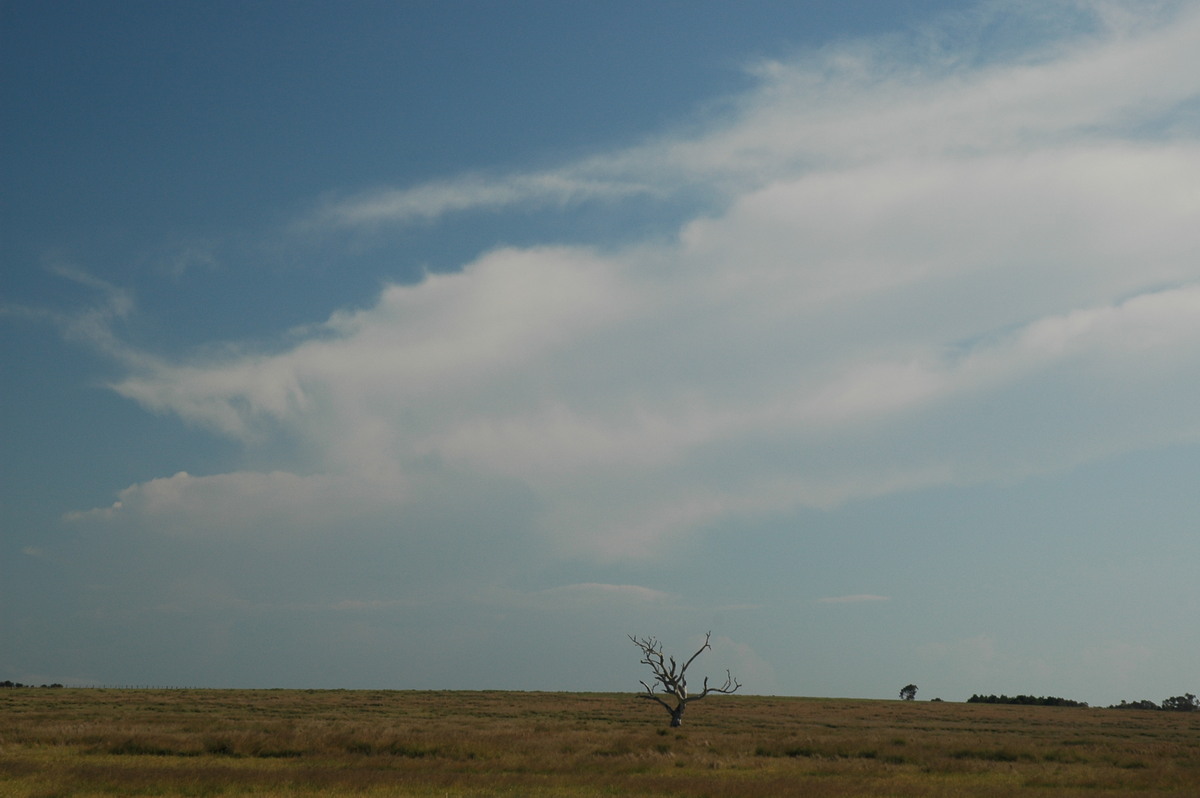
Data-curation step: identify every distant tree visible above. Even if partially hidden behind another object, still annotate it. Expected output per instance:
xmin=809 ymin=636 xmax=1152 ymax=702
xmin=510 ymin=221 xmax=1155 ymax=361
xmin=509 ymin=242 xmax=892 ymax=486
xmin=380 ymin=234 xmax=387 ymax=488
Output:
xmin=629 ymin=632 xmax=741 ymax=727
xmin=900 ymin=684 xmax=918 ymax=701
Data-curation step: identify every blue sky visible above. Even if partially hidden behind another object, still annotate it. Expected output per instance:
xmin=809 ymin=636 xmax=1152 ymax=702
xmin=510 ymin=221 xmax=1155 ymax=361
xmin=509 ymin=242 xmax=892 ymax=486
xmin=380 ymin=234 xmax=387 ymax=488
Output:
xmin=3 ymin=0 xmax=1199 ymax=704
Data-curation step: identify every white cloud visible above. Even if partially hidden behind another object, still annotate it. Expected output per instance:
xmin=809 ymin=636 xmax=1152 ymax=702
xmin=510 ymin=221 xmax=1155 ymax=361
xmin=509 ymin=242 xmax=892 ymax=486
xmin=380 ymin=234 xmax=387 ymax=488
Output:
xmin=818 ymin=595 xmax=891 ymax=604
xmin=532 ymin=583 xmax=673 ymax=605
xmin=69 ymin=1 xmax=1200 ymax=567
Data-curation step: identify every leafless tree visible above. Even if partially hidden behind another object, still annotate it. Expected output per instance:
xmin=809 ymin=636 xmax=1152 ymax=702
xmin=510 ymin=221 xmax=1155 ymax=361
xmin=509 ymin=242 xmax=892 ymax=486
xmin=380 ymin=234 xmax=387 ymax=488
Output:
xmin=629 ymin=631 xmax=741 ymax=726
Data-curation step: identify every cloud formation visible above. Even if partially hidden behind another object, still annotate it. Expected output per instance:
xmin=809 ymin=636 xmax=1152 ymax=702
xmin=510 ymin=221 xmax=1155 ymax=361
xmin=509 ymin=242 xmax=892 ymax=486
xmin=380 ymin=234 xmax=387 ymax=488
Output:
xmin=819 ymin=595 xmax=891 ymax=604
xmin=74 ymin=1 xmax=1200 ymax=576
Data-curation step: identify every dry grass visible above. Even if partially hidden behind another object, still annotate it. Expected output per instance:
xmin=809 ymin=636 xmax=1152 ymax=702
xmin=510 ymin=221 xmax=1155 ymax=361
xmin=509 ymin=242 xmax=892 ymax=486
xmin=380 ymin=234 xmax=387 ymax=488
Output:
xmin=1 ymin=689 xmax=1198 ymax=796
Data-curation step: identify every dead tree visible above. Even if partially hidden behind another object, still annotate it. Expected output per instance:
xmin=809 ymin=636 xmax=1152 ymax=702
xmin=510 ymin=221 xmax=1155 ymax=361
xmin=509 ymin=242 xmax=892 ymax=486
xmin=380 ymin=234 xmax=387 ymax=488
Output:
xmin=629 ymin=631 xmax=741 ymax=726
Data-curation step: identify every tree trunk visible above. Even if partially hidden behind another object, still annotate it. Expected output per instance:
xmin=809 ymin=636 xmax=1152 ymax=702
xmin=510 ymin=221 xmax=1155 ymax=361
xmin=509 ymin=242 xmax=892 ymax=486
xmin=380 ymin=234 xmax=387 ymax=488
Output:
xmin=670 ymin=705 xmax=685 ymax=727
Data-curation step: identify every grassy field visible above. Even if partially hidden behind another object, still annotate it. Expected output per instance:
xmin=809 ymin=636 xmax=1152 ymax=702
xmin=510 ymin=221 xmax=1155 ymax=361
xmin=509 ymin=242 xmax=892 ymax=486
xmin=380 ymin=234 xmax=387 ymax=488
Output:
xmin=1 ymin=688 xmax=1198 ymax=796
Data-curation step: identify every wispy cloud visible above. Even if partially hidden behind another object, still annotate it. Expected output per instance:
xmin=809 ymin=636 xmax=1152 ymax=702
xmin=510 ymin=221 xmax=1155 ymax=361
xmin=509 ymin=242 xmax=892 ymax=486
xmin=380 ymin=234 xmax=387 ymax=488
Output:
xmin=2 ymin=257 xmax=136 ymax=360
xmin=306 ymin=171 xmax=656 ymax=230
xmin=818 ymin=595 xmax=892 ymax=605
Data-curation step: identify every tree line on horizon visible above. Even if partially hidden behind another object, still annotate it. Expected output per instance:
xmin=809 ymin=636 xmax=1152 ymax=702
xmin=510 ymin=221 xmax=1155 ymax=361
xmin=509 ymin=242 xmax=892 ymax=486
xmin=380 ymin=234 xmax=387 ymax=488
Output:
xmin=1108 ymin=693 xmax=1199 ymax=712
xmin=966 ymin=692 xmax=1199 ymax=712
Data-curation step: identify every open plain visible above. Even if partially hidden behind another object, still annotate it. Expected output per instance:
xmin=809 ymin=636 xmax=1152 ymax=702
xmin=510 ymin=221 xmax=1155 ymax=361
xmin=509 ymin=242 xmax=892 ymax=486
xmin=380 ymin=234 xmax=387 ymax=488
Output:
xmin=1 ymin=688 xmax=1198 ymax=797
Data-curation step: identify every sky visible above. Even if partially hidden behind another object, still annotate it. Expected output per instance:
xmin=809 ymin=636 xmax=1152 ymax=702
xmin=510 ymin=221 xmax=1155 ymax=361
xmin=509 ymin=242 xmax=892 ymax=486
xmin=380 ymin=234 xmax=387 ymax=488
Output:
xmin=3 ymin=0 xmax=1199 ymax=706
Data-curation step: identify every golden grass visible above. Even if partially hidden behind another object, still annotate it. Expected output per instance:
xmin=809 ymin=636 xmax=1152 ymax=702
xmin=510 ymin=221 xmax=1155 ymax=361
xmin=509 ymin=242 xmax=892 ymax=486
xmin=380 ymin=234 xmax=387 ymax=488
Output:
xmin=1 ymin=689 xmax=1198 ymax=796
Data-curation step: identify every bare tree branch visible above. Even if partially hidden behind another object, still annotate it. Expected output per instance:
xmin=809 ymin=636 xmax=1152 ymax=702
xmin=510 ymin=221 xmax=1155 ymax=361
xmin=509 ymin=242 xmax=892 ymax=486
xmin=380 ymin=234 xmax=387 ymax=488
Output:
xmin=629 ymin=632 xmax=741 ymax=726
